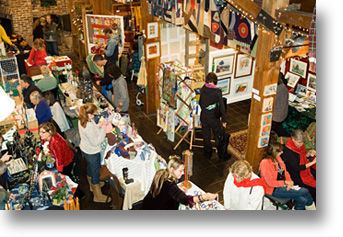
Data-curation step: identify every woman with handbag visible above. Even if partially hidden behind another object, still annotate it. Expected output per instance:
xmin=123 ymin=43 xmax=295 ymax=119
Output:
xmin=260 ymin=142 xmax=315 ymax=210
xmin=199 ymin=72 xmax=227 ymax=160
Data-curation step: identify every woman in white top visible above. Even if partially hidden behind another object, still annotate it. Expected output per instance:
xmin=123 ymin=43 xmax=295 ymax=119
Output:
xmin=78 ymin=103 xmax=109 ymax=203
xmin=223 ymin=160 xmax=266 ymax=210
xmin=45 ymin=91 xmax=70 ymax=132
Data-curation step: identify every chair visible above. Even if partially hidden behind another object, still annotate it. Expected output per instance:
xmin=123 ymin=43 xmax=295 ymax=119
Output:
xmin=106 ymin=176 xmax=124 ymax=210
xmin=264 ymin=194 xmax=294 ymax=210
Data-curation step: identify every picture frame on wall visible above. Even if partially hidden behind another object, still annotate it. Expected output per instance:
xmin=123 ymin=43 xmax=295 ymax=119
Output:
xmin=212 ymin=54 xmax=235 ymax=76
xmin=145 ymin=41 xmax=161 ymax=60
xmin=261 ymin=113 xmax=273 ymax=126
xmin=264 ymin=83 xmax=277 ymax=96
xmin=235 ymin=82 xmax=248 ymax=94
xmin=147 ymin=22 xmax=160 ymax=40
xmin=258 ymin=136 xmax=270 ymax=148
xmin=234 ymin=53 xmax=253 ymax=78
xmin=262 ymin=97 xmax=274 ymax=113
xmin=285 ymin=72 xmax=301 ymax=88
xmin=217 ymin=77 xmax=231 ymax=95
xmin=307 ymin=73 xmax=316 ymax=92
xmin=290 ymin=58 xmax=308 ymax=78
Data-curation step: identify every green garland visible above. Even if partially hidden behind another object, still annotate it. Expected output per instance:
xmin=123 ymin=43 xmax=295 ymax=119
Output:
xmin=40 ymin=0 xmax=57 ymax=7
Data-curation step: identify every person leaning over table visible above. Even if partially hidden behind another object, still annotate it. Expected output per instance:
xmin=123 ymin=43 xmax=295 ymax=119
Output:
xmin=78 ymin=103 xmax=110 ymax=203
xmin=37 ymin=65 xmax=57 ymax=93
xmin=260 ymin=142 xmax=315 ymax=210
xmin=17 ymin=75 xmax=42 ymax=109
xmin=223 ymin=159 xmax=266 ymax=210
xmin=27 ymin=38 xmax=48 ymax=67
xmin=142 ymin=156 xmax=218 ymax=210
xmin=281 ymin=129 xmax=316 ymax=204
xmin=199 ymin=72 xmax=227 ymax=160
xmin=100 ymin=27 xmax=121 ymax=65
xmin=0 ymin=160 xmax=15 ymax=210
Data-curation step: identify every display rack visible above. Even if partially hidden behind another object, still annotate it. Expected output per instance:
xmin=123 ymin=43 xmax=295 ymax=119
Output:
xmin=0 ymin=56 xmax=20 ymax=92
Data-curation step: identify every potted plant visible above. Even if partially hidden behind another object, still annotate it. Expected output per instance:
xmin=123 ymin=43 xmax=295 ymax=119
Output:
xmin=51 ymin=178 xmax=68 ymax=206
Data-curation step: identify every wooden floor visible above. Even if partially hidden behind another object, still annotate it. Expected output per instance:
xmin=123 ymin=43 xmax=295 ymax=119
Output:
xmin=66 ymin=52 xmax=251 ymax=209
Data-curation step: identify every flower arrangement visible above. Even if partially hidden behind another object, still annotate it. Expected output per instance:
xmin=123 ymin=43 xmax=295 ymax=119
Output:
xmin=51 ymin=178 xmax=68 ymax=205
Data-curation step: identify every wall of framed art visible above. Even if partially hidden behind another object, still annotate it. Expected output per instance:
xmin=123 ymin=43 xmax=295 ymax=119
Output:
xmin=209 ymin=48 xmax=255 ymax=104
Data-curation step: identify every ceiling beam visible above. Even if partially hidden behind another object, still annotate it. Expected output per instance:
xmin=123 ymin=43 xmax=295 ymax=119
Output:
xmin=275 ymin=9 xmax=313 ymax=29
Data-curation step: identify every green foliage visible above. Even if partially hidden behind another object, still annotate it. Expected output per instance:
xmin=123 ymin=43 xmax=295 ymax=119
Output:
xmin=40 ymin=0 xmax=57 ymax=7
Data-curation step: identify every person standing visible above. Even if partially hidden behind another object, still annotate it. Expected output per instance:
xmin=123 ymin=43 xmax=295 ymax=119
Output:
xmin=108 ymin=64 xmax=129 ymax=113
xmin=44 ymin=15 xmax=59 ymax=56
xmin=0 ymin=20 xmax=16 ymax=56
xmin=78 ymin=103 xmax=109 ymax=203
xmin=100 ymin=27 xmax=120 ymax=65
xmin=199 ymin=72 xmax=227 ymax=160
xmin=33 ymin=17 xmax=46 ymax=41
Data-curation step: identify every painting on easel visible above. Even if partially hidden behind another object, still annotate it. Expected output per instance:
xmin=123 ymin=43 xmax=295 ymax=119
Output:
xmin=162 ymin=68 xmax=178 ymax=109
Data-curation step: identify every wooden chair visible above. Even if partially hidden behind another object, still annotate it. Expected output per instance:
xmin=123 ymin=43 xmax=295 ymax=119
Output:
xmin=63 ymin=196 xmax=80 ymax=210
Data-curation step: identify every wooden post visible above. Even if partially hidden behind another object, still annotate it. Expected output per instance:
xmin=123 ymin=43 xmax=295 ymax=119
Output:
xmin=140 ymin=0 xmax=159 ymax=114
xmin=243 ymin=0 xmax=288 ymax=173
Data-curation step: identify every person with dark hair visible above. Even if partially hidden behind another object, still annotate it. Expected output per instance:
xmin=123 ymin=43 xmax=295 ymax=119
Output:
xmin=271 ymin=72 xmax=290 ymax=137
xmin=260 ymin=142 xmax=315 ymax=210
xmin=281 ymin=129 xmax=316 ymax=203
xmin=142 ymin=156 xmax=217 ymax=210
xmin=131 ymin=41 xmax=141 ymax=76
xmin=100 ymin=27 xmax=120 ymax=65
xmin=32 ymin=17 xmax=46 ymax=41
xmin=199 ymin=72 xmax=227 ymax=160
xmin=17 ymin=75 xmax=42 ymax=108
xmin=107 ymin=64 xmax=129 ymax=112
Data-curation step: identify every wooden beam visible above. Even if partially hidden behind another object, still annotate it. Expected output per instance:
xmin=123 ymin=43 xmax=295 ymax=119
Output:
xmin=276 ymin=9 xmax=313 ymax=29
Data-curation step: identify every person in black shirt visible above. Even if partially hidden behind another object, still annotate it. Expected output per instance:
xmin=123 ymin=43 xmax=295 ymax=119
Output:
xmin=17 ymin=75 xmax=42 ymax=109
xmin=199 ymin=72 xmax=227 ymax=160
xmin=142 ymin=156 xmax=217 ymax=210
xmin=33 ymin=17 xmax=46 ymax=41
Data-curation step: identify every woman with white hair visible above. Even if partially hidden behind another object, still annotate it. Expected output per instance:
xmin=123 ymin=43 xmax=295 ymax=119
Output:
xmin=37 ymin=65 xmax=57 ymax=93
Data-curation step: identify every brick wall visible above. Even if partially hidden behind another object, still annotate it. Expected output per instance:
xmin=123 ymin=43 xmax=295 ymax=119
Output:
xmin=0 ymin=0 xmax=72 ymax=38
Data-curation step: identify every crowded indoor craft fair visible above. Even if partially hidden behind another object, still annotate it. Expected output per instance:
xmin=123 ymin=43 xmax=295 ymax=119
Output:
xmin=0 ymin=0 xmax=316 ymax=211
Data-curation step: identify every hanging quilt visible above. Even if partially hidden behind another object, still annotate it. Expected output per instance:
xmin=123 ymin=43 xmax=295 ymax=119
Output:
xmin=149 ymin=0 xmax=183 ymax=26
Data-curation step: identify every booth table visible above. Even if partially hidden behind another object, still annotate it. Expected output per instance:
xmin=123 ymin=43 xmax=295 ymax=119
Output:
xmin=119 ymin=177 xmax=145 ymax=210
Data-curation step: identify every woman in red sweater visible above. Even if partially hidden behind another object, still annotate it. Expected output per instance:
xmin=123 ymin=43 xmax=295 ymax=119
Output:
xmin=39 ymin=122 xmax=74 ymax=176
xmin=27 ymin=38 xmax=47 ymax=66
xmin=259 ymin=142 xmax=315 ymax=210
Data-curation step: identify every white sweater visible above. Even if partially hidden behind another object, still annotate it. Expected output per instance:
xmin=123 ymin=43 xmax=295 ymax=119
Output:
xmin=223 ymin=172 xmax=264 ymax=210
xmin=79 ymin=120 xmax=106 ymax=155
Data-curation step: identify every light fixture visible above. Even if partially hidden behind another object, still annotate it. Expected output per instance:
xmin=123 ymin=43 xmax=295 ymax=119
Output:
xmin=0 ymin=86 xmax=15 ymax=122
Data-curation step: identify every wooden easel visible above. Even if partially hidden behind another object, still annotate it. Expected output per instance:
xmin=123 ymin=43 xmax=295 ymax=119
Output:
xmin=157 ymin=62 xmax=196 ymax=150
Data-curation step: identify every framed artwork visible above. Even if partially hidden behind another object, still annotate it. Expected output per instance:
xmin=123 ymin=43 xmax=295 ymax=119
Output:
xmin=212 ymin=54 xmax=235 ymax=76
xmin=285 ymin=72 xmax=301 ymax=88
xmin=162 ymin=68 xmax=178 ymax=109
xmin=295 ymin=84 xmax=307 ymax=96
xmin=260 ymin=124 xmax=272 ymax=137
xmin=290 ymin=59 xmax=308 ymax=78
xmin=147 ymin=22 xmax=160 ymax=40
xmin=235 ymin=82 xmax=248 ymax=94
xmin=258 ymin=136 xmax=270 ymax=148
xmin=307 ymin=73 xmax=316 ymax=92
xmin=261 ymin=113 xmax=273 ymax=126
xmin=262 ymin=97 xmax=274 ymax=113
xmin=145 ymin=41 xmax=161 ymax=60
xmin=217 ymin=77 xmax=231 ymax=95
xmin=234 ymin=53 xmax=253 ymax=78
xmin=264 ymin=83 xmax=277 ymax=96
xmin=38 ymin=170 xmax=56 ymax=194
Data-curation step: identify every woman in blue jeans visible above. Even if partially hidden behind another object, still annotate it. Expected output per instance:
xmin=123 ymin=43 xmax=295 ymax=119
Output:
xmin=78 ymin=103 xmax=110 ymax=203
xmin=260 ymin=142 xmax=315 ymax=210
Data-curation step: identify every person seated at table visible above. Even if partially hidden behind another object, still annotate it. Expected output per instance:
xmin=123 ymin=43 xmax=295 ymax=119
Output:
xmin=0 ymin=134 xmax=12 ymax=163
xmin=39 ymin=122 xmax=74 ymax=177
xmin=0 ymin=160 xmax=15 ymax=210
xmin=223 ymin=159 xmax=265 ymax=210
xmin=45 ymin=91 xmax=70 ymax=133
xmin=37 ymin=65 xmax=57 ymax=94
xmin=17 ymin=75 xmax=42 ymax=109
xmin=78 ymin=103 xmax=109 ymax=203
xmin=142 ymin=156 xmax=217 ymax=210
xmin=30 ymin=91 xmax=64 ymax=138
xmin=260 ymin=142 xmax=315 ymax=210
xmin=27 ymin=38 xmax=47 ymax=66
xmin=281 ymin=129 xmax=316 ymax=203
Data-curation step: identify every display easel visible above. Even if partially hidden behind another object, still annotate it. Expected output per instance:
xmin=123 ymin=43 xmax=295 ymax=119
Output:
xmin=157 ymin=62 xmax=195 ymax=150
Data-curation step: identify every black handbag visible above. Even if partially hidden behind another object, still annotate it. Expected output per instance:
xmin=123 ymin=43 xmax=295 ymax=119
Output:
xmin=276 ymin=160 xmax=285 ymax=181
xmin=215 ymin=127 xmax=231 ymax=160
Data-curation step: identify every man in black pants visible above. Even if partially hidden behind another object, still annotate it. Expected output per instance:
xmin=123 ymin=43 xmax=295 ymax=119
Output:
xmin=199 ymin=72 xmax=227 ymax=160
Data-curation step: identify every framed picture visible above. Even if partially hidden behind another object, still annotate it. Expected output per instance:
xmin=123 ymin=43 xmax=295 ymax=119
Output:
xmin=258 ymin=136 xmax=270 ymax=148
xmin=162 ymin=68 xmax=178 ymax=109
xmin=234 ymin=53 xmax=253 ymax=78
xmin=260 ymin=124 xmax=272 ymax=137
xmin=261 ymin=113 xmax=273 ymax=126
xmin=217 ymin=77 xmax=231 ymax=95
xmin=147 ymin=22 xmax=160 ymax=40
xmin=264 ymin=83 xmax=277 ymax=96
xmin=290 ymin=59 xmax=308 ymax=78
xmin=295 ymin=84 xmax=307 ymax=96
xmin=235 ymin=82 xmax=248 ymax=94
xmin=38 ymin=170 xmax=56 ymax=194
xmin=307 ymin=73 xmax=316 ymax=92
xmin=285 ymin=72 xmax=301 ymax=88
xmin=145 ymin=41 xmax=161 ymax=60
xmin=262 ymin=97 xmax=274 ymax=113
xmin=212 ymin=54 xmax=235 ymax=76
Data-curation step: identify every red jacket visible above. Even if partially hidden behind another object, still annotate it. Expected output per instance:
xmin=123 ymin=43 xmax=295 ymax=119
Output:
xmin=42 ymin=133 xmax=74 ymax=172
xmin=259 ymin=157 xmax=292 ymax=195
xmin=28 ymin=48 xmax=47 ymax=66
